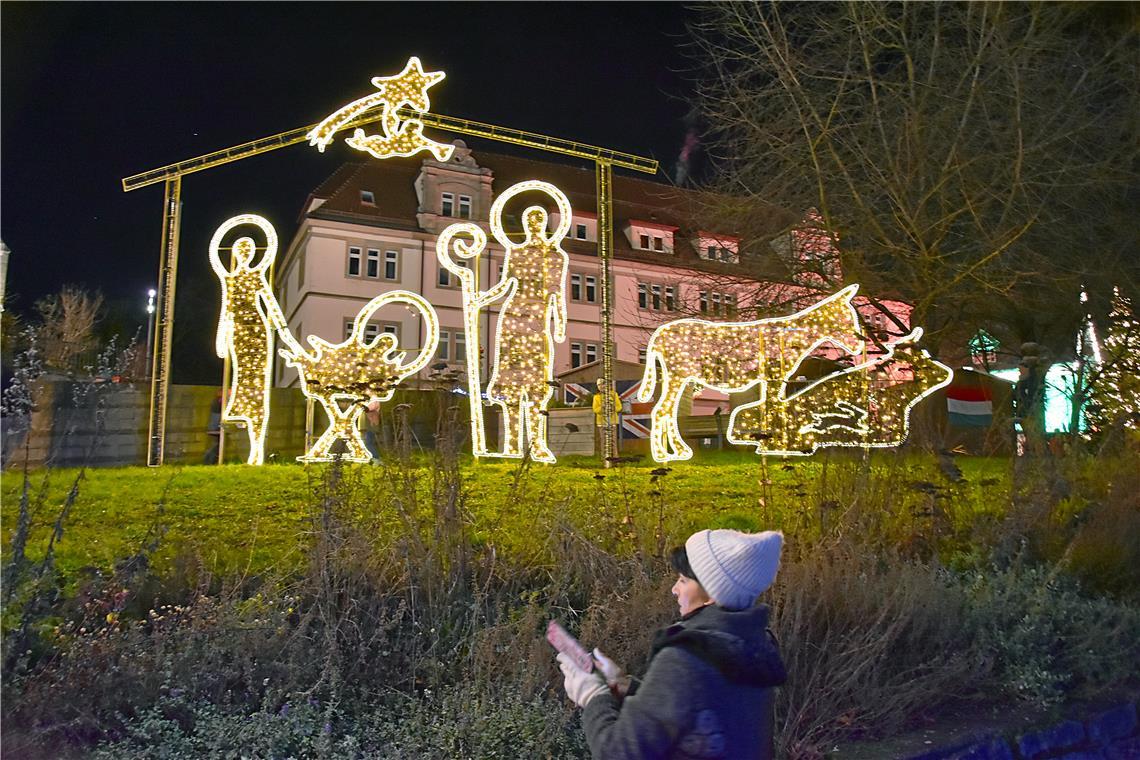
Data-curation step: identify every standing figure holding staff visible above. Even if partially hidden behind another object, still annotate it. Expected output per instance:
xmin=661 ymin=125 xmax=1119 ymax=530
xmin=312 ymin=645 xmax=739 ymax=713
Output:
xmin=437 ymin=180 xmax=571 ymax=461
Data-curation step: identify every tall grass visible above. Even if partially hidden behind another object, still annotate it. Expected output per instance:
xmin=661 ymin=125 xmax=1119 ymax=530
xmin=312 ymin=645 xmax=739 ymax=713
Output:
xmin=2 ymin=379 xmax=1138 ymax=757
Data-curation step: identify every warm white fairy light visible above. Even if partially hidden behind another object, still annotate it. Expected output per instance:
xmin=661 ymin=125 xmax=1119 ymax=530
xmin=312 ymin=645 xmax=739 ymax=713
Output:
xmin=437 ymin=180 xmax=571 ymax=462
xmin=728 ymin=327 xmax=953 ymax=455
xmin=307 ymin=56 xmax=454 ymax=162
xmin=638 ymin=285 xmax=866 ymax=462
xmin=279 ymin=291 xmax=439 ymax=463
xmin=210 ymin=214 xmax=290 ymax=466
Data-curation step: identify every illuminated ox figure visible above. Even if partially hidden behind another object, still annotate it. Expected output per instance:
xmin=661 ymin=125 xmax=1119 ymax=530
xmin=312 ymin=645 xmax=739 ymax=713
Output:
xmin=279 ymin=291 xmax=439 ymax=462
xmin=638 ymin=285 xmax=865 ymax=462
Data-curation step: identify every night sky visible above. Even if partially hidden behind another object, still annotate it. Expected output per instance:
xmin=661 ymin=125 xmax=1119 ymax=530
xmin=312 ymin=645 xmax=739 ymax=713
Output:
xmin=2 ymin=2 xmax=698 ymax=381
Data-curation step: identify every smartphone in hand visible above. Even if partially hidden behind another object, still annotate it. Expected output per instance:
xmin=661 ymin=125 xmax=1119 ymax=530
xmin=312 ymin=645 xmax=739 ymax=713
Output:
xmin=546 ymin=620 xmax=593 ymax=673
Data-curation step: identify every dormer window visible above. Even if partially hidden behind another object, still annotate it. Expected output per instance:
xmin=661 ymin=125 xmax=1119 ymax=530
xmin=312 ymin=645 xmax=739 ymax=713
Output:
xmin=458 ymin=194 xmax=472 ymax=219
xmin=626 ymin=220 xmax=677 ymax=254
xmin=360 ymin=190 xmax=376 ymax=205
xmin=696 ymin=232 xmax=740 ymax=264
xmin=441 ymin=192 xmax=454 ymax=217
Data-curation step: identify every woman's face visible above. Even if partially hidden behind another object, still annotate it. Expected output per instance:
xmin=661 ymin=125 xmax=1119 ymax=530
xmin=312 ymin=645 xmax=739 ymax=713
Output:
xmin=671 ymin=574 xmax=712 ymax=616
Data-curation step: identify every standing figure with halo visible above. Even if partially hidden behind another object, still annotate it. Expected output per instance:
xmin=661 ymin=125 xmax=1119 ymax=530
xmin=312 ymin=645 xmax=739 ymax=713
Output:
xmin=437 ymin=181 xmax=571 ymax=462
xmin=209 ymin=214 xmax=294 ymax=465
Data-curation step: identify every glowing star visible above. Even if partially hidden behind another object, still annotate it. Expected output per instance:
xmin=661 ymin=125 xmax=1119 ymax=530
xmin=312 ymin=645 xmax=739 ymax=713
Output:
xmin=279 ymin=291 xmax=439 ymax=463
xmin=437 ymin=180 xmax=571 ymax=462
xmin=307 ymin=56 xmax=454 ymax=162
xmin=638 ymin=285 xmax=865 ymax=462
xmin=210 ymin=214 xmax=291 ymax=466
xmin=728 ymin=328 xmax=953 ymax=455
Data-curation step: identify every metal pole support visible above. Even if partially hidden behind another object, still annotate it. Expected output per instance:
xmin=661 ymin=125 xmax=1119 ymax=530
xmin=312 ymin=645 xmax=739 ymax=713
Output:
xmin=146 ymin=177 xmax=182 ymax=467
xmin=596 ymin=160 xmax=616 ymax=466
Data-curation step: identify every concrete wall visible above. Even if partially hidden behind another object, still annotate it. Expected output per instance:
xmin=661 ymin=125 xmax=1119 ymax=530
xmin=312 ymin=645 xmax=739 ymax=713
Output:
xmin=2 ymin=378 xmax=310 ymax=468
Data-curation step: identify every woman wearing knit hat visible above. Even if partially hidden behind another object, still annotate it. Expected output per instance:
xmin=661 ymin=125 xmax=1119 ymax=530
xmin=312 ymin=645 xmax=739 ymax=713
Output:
xmin=558 ymin=529 xmax=786 ymax=759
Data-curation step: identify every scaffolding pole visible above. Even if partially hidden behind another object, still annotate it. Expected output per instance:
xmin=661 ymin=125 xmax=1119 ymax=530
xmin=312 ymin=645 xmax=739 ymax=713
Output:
xmin=596 ymin=160 xmax=617 ymax=465
xmin=147 ymin=177 xmax=181 ymax=466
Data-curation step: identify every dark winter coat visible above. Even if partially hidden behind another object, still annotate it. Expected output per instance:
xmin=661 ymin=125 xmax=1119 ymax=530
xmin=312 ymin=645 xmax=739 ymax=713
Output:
xmin=582 ymin=604 xmax=785 ymax=760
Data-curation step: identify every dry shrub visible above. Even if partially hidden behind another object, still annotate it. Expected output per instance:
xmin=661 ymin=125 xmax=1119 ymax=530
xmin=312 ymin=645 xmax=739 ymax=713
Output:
xmin=770 ymin=541 xmax=989 ymax=758
xmin=1060 ymin=457 xmax=1140 ymax=598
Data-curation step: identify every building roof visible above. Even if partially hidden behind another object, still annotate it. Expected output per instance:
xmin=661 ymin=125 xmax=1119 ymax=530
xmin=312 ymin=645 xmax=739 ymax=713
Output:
xmin=302 ymin=146 xmax=772 ymax=276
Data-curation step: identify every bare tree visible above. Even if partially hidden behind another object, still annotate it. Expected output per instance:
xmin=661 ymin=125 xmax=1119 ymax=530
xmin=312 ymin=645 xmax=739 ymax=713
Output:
xmin=686 ymin=2 xmax=1138 ymax=357
xmin=34 ymin=285 xmax=104 ymax=371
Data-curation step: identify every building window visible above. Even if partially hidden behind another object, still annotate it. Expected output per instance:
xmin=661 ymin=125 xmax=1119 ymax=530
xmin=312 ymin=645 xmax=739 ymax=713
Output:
xmin=347 ymin=320 xmax=381 ymax=342
xmin=700 ymin=291 xmax=736 ymax=317
xmin=638 ymin=347 xmax=648 ymax=364
xmin=651 ymin=284 xmax=662 ymax=311
xmin=454 ymin=331 xmax=465 ymax=362
xmin=701 ymin=241 xmax=739 ymax=264
xmin=653 ymin=236 xmax=664 ymax=252
xmin=441 ymin=192 xmax=454 ymax=217
xmin=348 ymin=246 xmax=362 ymax=277
xmin=360 ymin=190 xmax=375 ymax=205
xmin=571 ymin=342 xmax=582 ymax=368
xmin=585 ymin=344 xmax=598 ymax=365
xmin=585 ymin=275 xmax=597 ymax=303
xmin=384 ymin=250 xmax=398 ymax=280
xmin=458 ymin=194 xmax=472 ymax=219
xmin=639 ymin=233 xmax=650 ymax=250
xmin=570 ymin=273 xmax=582 ymax=301
xmin=297 ymin=250 xmax=305 ymax=289
xmin=439 ymin=259 xmax=467 ymax=287
xmin=366 ymin=249 xmax=380 ymax=278
xmin=438 ymin=330 xmax=450 ymax=361
xmin=382 ymin=324 xmax=399 ymax=339
xmin=638 ymin=283 xmax=648 ymax=309
xmin=575 ymin=223 xmax=587 ymax=240
xmin=664 ymin=286 xmax=675 ymax=312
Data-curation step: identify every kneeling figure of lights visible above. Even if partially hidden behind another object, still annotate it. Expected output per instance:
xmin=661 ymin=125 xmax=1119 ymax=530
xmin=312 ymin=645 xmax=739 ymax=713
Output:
xmin=279 ymin=292 xmax=439 ymax=463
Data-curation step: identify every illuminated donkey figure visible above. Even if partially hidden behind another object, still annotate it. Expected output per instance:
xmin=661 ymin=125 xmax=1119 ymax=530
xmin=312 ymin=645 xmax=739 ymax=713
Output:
xmin=638 ymin=285 xmax=865 ymax=462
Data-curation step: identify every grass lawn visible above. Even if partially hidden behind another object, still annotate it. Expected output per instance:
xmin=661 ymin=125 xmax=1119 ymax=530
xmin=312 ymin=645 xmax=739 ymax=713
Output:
xmin=1 ymin=451 xmax=1012 ymax=581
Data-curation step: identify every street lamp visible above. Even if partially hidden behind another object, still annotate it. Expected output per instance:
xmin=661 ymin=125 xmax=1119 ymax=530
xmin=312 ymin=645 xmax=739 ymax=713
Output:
xmin=144 ymin=288 xmax=157 ymax=380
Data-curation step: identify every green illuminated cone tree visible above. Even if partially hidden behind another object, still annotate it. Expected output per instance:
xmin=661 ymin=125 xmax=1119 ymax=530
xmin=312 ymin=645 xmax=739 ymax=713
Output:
xmin=1089 ymin=288 xmax=1140 ymax=433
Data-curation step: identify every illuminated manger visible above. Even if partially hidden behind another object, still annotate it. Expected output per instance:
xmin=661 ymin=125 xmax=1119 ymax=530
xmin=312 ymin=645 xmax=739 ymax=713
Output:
xmin=279 ymin=292 xmax=439 ymax=463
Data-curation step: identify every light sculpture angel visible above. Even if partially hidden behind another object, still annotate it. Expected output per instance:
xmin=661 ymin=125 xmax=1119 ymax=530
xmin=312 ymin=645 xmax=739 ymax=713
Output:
xmin=307 ymin=56 xmax=454 ymax=162
xmin=437 ymin=181 xmax=570 ymax=462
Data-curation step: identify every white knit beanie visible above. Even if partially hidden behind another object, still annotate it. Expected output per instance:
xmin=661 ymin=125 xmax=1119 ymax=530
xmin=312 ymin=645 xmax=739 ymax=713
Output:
xmin=685 ymin=529 xmax=783 ymax=610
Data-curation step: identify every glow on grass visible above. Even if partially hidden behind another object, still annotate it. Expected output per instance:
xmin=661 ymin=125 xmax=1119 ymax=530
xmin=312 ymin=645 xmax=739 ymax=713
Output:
xmin=279 ymin=291 xmax=439 ymax=462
